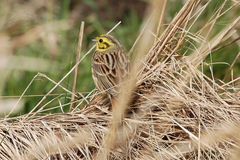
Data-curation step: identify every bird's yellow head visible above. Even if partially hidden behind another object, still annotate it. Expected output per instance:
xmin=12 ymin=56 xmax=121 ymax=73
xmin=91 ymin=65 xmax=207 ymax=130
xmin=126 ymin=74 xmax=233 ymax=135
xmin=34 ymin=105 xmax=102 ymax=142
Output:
xmin=95 ymin=35 xmax=120 ymax=52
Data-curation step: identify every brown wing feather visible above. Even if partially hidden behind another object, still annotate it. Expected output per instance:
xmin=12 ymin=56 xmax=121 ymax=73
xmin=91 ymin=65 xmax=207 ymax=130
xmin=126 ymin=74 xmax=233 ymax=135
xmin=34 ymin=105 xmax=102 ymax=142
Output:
xmin=92 ymin=49 xmax=129 ymax=96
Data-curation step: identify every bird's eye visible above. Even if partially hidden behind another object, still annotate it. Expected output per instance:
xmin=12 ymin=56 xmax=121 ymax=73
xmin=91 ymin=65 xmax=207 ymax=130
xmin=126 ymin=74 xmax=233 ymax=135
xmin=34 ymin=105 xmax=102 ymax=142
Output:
xmin=99 ymin=39 xmax=103 ymax=43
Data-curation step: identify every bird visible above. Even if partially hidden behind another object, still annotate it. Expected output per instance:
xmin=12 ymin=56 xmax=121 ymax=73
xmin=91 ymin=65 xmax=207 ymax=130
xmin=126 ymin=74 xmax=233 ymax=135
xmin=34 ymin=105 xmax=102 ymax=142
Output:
xmin=92 ymin=34 xmax=129 ymax=99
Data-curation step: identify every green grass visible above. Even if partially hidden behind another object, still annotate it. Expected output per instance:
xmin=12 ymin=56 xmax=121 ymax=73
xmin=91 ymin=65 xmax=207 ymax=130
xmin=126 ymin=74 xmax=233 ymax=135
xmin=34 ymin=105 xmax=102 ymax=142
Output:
xmin=0 ymin=0 xmax=239 ymax=115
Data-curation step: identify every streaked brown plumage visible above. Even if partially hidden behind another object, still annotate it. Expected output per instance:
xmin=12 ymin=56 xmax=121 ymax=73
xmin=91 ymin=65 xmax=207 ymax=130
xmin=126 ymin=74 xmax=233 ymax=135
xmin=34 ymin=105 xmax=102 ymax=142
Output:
xmin=92 ymin=35 xmax=129 ymax=97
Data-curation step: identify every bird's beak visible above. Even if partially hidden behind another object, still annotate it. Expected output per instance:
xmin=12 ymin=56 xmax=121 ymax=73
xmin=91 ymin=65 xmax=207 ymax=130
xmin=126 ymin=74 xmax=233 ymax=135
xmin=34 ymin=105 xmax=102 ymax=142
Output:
xmin=92 ymin=39 xmax=97 ymax=42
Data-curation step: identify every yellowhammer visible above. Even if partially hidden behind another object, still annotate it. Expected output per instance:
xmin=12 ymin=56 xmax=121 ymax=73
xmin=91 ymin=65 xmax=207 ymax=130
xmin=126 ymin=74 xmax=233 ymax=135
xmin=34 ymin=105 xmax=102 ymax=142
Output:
xmin=92 ymin=34 xmax=129 ymax=98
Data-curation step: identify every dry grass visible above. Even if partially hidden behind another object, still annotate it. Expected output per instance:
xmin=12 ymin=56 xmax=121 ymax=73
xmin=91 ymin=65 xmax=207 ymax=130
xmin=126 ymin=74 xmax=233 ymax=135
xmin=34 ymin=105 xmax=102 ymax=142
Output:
xmin=0 ymin=0 xmax=240 ymax=159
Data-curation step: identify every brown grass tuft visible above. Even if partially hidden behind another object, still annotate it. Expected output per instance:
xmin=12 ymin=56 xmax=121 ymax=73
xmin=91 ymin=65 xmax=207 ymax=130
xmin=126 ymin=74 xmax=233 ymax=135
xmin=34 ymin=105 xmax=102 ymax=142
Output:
xmin=0 ymin=0 xmax=240 ymax=159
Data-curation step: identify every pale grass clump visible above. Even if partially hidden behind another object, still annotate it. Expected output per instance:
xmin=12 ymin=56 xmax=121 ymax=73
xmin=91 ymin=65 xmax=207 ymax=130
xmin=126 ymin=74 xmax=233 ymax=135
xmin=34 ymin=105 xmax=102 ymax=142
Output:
xmin=0 ymin=0 xmax=240 ymax=160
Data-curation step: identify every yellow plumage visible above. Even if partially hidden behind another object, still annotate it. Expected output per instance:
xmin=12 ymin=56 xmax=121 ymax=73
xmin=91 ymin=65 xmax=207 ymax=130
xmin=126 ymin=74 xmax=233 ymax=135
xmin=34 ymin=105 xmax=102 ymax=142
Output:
xmin=92 ymin=35 xmax=129 ymax=97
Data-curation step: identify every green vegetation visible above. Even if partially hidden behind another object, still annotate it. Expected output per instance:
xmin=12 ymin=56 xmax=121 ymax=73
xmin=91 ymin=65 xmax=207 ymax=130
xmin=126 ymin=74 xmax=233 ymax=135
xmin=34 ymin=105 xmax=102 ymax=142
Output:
xmin=0 ymin=0 xmax=239 ymax=115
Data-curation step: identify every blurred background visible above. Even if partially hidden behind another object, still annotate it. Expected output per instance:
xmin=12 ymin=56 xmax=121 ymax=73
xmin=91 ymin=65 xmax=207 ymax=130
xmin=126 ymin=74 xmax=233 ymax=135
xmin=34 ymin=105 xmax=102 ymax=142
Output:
xmin=0 ymin=0 xmax=239 ymax=116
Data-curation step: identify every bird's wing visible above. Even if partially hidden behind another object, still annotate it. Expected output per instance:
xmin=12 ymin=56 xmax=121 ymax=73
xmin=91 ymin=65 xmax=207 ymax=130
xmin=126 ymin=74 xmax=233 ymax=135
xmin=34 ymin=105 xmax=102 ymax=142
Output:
xmin=92 ymin=50 xmax=129 ymax=94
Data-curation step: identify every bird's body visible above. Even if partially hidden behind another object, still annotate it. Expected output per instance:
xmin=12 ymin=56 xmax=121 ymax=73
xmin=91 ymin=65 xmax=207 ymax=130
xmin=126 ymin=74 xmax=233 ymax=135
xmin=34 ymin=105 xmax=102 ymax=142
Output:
xmin=92 ymin=35 xmax=129 ymax=97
